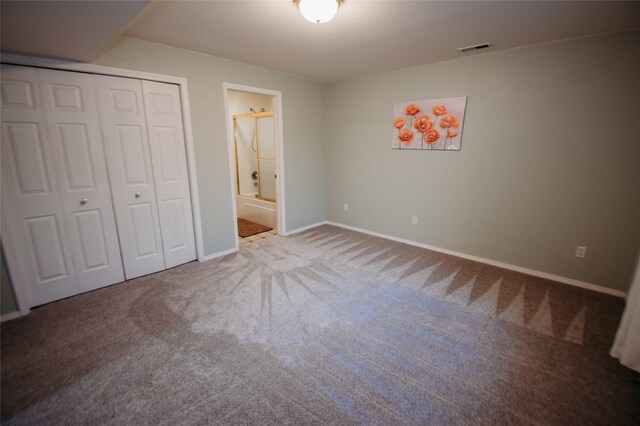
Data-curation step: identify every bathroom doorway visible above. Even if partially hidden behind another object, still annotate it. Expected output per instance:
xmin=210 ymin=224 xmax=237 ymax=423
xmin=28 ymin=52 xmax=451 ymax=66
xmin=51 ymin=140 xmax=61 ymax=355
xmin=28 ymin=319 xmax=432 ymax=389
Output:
xmin=223 ymin=84 xmax=285 ymax=248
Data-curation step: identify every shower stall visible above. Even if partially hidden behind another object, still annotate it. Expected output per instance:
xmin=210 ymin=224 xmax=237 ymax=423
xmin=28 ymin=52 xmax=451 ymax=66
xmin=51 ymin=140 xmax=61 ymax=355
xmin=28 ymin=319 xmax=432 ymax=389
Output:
xmin=233 ymin=111 xmax=276 ymax=202
xmin=233 ymin=109 xmax=278 ymax=231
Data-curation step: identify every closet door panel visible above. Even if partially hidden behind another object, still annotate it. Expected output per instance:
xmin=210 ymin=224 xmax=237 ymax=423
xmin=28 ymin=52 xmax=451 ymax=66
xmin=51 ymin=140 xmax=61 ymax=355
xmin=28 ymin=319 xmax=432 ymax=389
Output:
xmin=57 ymin=124 xmax=96 ymax=189
xmin=37 ymin=69 xmax=124 ymax=292
xmin=129 ymin=202 xmax=161 ymax=256
xmin=116 ymin=125 xmax=149 ymax=184
xmin=72 ymin=209 xmax=111 ymax=271
xmin=95 ymin=76 xmax=165 ymax=279
xmin=5 ymin=122 xmax=50 ymax=193
xmin=1 ymin=65 xmax=78 ymax=306
xmin=24 ymin=215 xmax=69 ymax=282
xmin=142 ymin=81 xmax=196 ymax=268
xmin=163 ymin=198 xmax=188 ymax=250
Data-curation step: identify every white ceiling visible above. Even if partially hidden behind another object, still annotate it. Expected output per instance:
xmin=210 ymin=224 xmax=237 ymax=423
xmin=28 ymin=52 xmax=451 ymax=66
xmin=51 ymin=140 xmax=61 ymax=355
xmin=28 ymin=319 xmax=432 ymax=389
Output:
xmin=1 ymin=1 xmax=639 ymax=82
xmin=125 ymin=1 xmax=640 ymax=81
xmin=1 ymin=0 xmax=150 ymax=62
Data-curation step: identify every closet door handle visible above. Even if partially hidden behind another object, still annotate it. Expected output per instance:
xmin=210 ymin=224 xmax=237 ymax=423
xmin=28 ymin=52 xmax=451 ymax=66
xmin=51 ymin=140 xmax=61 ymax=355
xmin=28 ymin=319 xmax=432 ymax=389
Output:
xmin=80 ymin=198 xmax=88 ymax=205
xmin=134 ymin=192 xmax=141 ymax=199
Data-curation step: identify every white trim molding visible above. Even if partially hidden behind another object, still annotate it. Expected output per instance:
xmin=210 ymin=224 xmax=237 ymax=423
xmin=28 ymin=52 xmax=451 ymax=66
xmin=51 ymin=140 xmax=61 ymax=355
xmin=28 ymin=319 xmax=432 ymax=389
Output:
xmin=323 ymin=221 xmax=628 ymax=298
xmin=283 ymin=221 xmax=329 ymax=236
xmin=222 ymin=83 xmax=286 ymax=248
xmin=200 ymin=247 xmax=239 ymax=262
xmin=0 ymin=311 xmax=22 ymax=323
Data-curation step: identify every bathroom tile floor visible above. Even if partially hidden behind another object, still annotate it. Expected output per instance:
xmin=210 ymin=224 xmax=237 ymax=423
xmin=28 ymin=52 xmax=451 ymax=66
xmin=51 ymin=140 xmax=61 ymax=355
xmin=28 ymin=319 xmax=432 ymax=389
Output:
xmin=239 ymin=229 xmax=278 ymax=248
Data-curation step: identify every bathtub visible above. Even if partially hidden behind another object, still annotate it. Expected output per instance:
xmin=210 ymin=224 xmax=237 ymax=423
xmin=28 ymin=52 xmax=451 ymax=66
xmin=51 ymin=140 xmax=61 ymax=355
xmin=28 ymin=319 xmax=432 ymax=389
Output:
xmin=236 ymin=195 xmax=277 ymax=230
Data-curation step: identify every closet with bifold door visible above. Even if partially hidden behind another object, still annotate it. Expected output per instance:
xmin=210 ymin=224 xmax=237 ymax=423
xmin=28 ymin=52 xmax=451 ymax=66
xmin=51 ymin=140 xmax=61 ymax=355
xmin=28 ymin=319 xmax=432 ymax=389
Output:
xmin=1 ymin=64 xmax=197 ymax=308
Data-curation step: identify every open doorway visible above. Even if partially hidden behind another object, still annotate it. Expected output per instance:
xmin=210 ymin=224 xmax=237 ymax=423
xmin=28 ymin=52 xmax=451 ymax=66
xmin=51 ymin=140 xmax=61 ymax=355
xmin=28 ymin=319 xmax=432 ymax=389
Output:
xmin=223 ymin=84 xmax=285 ymax=249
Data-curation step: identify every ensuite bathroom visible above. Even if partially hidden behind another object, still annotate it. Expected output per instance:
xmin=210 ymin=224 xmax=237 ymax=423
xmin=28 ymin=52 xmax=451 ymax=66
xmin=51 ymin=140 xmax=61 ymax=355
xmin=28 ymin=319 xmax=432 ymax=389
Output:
xmin=227 ymin=90 xmax=278 ymax=246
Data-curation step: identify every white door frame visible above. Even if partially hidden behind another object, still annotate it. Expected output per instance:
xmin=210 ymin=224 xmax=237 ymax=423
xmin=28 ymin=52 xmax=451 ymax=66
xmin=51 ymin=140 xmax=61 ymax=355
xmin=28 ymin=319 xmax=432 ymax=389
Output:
xmin=0 ymin=53 xmax=205 ymax=316
xmin=223 ymin=83 xmax=286 ymax=249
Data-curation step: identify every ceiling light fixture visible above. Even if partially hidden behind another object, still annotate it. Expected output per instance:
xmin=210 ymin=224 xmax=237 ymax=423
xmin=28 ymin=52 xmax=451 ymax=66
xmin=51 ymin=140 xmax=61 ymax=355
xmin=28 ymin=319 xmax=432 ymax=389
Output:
xmin=294 ymin=0 xmax=344 ymax=24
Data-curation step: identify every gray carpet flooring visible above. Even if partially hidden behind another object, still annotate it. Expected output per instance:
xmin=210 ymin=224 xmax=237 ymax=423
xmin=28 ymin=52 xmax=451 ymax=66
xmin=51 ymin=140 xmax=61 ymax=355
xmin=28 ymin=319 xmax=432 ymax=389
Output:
xmin=1 ymin=224 xmax=639 ymax=424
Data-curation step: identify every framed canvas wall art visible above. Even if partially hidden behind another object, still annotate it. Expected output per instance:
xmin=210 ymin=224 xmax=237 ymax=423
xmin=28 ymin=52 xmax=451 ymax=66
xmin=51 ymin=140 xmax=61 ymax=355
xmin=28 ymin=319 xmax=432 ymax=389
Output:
xmin=392 ymin=96 xmax=467 ymax=150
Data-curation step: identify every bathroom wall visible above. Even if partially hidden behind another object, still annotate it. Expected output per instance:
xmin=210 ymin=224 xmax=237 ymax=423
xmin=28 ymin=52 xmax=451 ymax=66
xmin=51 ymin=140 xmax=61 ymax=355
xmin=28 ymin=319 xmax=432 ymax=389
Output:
xmin=227 ymin=90 xmax=273 ymax=116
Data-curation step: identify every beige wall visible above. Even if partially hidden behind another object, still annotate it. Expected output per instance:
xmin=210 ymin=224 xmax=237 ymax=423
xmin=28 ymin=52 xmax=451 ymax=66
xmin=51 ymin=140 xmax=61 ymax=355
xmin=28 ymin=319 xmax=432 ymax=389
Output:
xmin=326 ymin=30 xmax=640 ymax=292
xmin=95 ymin=36 xmax=327 ymax=255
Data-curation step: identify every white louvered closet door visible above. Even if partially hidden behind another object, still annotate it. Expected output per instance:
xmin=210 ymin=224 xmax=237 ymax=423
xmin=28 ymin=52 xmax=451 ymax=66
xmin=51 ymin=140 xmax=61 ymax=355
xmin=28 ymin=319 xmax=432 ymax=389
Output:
xmin=1 ymin=65 xmax=78 ymax=306
xmin=142 ymin=81 xmax=196 ymax=268
xmin=37 ymin=68 xmax=125 ymax=293
xmin=94 ymin=76 xmax=165 ymax=279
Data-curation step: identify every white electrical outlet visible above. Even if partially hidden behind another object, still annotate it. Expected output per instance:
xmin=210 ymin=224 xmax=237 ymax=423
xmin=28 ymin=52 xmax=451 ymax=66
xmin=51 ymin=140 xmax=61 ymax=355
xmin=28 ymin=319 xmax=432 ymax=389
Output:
xmin=343 ymin=203 xmax=349 ymax=212
xmin=412 ymin=216 xmax=418 ymax=225
xmin=575 ymin=246 xmax=587 ymax=259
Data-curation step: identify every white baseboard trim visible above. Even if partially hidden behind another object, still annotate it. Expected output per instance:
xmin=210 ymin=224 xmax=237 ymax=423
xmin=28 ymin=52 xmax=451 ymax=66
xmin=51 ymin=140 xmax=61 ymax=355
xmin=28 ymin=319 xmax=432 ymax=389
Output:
xmin=198 ymin=220 xmax=329 ymax=261
xmin=1 ymin=311 xmax=22 ymax=323
xmin=200 ymin=247 xmax=239 ymax=262
xmin=282 ymin=221 xmax=329 ymax=236
xmin=325 ymin=221 xmax=627 ymax=298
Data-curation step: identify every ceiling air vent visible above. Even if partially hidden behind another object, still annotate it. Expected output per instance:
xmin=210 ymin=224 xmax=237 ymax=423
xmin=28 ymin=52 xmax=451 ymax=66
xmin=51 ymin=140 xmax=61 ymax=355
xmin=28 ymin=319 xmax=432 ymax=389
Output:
xmin=457 ymin=43 xmax=491 ymax=53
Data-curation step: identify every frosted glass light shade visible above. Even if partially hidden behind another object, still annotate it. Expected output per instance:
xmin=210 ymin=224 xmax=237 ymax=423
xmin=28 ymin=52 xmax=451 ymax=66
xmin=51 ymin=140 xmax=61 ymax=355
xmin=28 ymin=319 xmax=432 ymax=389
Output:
xmin=298 ymin=0 xmax=339 ymax=24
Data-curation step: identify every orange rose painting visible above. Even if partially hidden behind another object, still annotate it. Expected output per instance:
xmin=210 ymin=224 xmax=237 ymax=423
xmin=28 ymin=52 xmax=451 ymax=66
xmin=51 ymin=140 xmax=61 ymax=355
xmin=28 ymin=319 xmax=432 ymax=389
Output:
xmin=392 ymin=97 xmax=466 ymax=150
